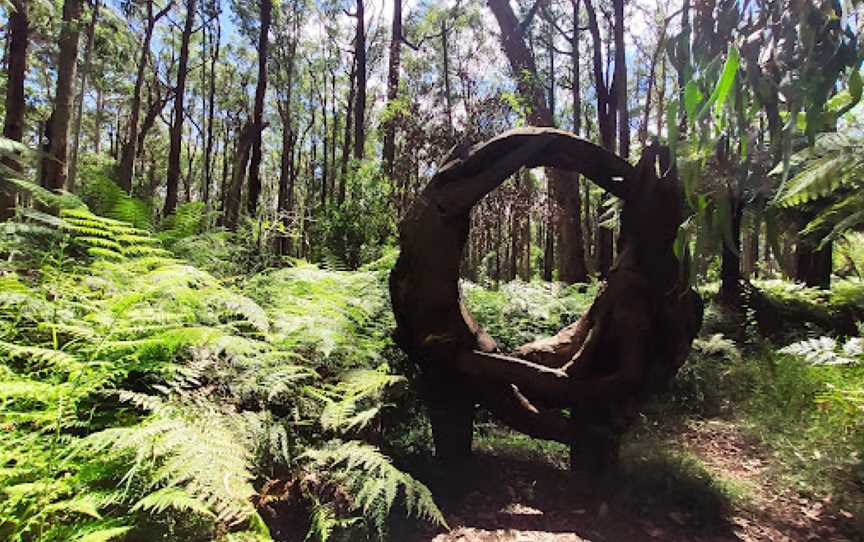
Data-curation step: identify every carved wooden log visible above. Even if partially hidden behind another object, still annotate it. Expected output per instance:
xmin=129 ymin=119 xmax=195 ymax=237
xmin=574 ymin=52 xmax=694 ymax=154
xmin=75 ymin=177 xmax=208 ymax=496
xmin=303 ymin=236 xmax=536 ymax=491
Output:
xmin=389 ymin=127 xmax=703 ymax=473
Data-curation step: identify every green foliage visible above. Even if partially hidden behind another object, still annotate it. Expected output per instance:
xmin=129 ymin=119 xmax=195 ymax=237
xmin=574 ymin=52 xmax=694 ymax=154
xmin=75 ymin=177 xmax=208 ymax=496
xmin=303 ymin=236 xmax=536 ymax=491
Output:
xmin=747 ymin=351 xmax=864 ymax=497
xmin=772 ymin=132 xmax=864 ymax=244
xmin=756 ymin=277 xmax=864 ymax=318
xmin=60 ymin=207 xmax=168 ymax=260
xmin=77 ymin=153 xmax=153 ymax=230
xmin=244 ymin=262 xmax=393 ymax=370
xmin=665 ymin=333 xmax=753 ymax=416
xmin=315 ymin=366 xmax=406 ymax=434
xmin=302 ymin=441 xmax=447 ymax=536
xmin=774 ymin=133 xmax=864 ymax=207
xmin=169 ymin=231 xmax=247 ymax=277
xmin=316 ymin=161 xmax=395 ymax=269
xmin=0 ymin=207 xmax=440 ymax=541
xmin=779 ymin=335 xmax=863 ymax=366
xmin=159 ymin=202 xmax=217 ymax=248
xmin=461 ymin=280 xmax=598 ymax=351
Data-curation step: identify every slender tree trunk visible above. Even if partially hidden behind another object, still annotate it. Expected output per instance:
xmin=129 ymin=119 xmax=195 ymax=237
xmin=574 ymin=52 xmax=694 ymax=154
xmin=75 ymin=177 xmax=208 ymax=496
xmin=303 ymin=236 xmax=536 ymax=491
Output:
xmin=94 ymin=87 xmax=103 ymax=154
xmin=339 ymin=55 xmax=357 ymax=205
xmin=276 ymin=23 xmax=297 ymax=253
xmin=613 ymin=0 xmax=628 ymax=161
xmin=382 ymin=0 xmax=402 ymax=177
xmin=441 ymin=19 xmax=454 ymax=136
xmin=164 ymin=0 xmax=197 ymax=216
xmin=137 ymin=83 xmax=171 ymax=155
xmin=278 ymin=104 xmax=295 ymax=254
xmin=329 ymin=63 xmax=338 ymax=204
xmin=640 ymin=22 xmax=667 ymax=145
xmin=247 ymin=0 xmax=272 ymax=216
xmin=584 ymin=0 xmax=615 ymax=276
xmin=318 ymin=70 xmax=329 ymax=206
xmin=68 ymin=0 xmax=99 ymax=194
xmin=719 ymin=193 xmax=743 ymax=304
xmin=118 ymin=1 xmax=170 ymax=193
xmin=204 ymin=4 xmax=221 ymax=207
xmin=353 ymin=0 xmax=366 ymax=161
xmin=41 ymin=0 xmax=83 ymax=194
xmin=559 ymin=0 xmax=588 ymax=282
xmin=795 ymin=215 xmax=833 ymax=289
xmin=1 ymin=0 xmax=28 ymax=220
xmin=224 ymin=120 xmax=256 ymax=230
xmin=220 ymin=119 xmax=230 ymax=211
xmin=678 ymin=0 xmax=691 ymax=130
xmin=488 ymin=0 xmax=583 ymax=284
xmin=656 ymin=55 xmax=667 ymax=137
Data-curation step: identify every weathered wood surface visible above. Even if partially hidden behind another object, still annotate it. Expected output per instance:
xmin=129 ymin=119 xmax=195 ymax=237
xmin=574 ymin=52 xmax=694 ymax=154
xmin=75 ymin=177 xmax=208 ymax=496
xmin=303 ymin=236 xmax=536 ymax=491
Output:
xmin=389 ymin=127 xmax=703 ymax=472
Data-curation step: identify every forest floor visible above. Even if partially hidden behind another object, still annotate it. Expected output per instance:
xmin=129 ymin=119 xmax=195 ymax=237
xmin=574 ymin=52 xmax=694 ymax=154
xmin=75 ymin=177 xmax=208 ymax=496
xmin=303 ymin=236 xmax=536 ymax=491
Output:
xmin=398 ymin=417 xmax=863 ymax=542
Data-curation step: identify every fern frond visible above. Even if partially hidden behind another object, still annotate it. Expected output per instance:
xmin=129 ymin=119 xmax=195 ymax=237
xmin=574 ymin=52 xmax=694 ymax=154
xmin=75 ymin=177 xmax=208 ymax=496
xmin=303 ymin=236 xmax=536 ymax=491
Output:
xmin=0 ymin=340 xmax=80 ymax=372
xmin=318 ymin=368 xmax=405 ymax=433
xmin=130 ymin=487 xmax=215 ymax=518
xmin=43 ymin=494 xmax=104 ymax=519
xmin=74 ymin=525 xmax=134 ymax=542
xmin=5 ymin=177 xmax=84 ymax=209
xmin=302 ymin=440 xmax=447 ymax=533
xmin=80 ymin=403 xmax=258 ymax=525
xmin=304 ymin=499 xmax=362 ymax=542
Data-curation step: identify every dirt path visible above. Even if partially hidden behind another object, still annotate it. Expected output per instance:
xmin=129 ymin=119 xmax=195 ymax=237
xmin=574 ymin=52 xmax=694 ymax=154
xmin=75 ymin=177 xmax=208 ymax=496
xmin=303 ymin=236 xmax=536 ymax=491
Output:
xmin=399 ymin=419 xmax=861 ymax=542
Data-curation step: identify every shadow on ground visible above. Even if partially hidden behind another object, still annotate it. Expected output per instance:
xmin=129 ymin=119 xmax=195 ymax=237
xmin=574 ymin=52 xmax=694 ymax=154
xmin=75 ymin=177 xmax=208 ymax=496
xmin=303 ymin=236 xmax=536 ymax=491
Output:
xmin=392 ymin=423 xmax=862 ymax=542
xmin=394 ymin=439 xmax=736 ymax=541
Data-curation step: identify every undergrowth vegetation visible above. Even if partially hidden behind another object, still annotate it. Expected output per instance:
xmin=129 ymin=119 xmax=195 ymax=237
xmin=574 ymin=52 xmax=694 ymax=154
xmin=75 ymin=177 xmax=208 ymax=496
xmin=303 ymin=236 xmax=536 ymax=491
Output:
xmin=0 ymin=196 xmax=444 ymax=541
xmin=1 ymin=181 xmax=862 ymax=540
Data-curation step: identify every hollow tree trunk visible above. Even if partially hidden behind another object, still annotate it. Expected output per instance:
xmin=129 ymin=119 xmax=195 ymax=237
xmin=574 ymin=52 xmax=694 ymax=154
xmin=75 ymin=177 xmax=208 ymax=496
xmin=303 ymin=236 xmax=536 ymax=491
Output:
xmin=390 ymin=128 xmax=703 ymax=470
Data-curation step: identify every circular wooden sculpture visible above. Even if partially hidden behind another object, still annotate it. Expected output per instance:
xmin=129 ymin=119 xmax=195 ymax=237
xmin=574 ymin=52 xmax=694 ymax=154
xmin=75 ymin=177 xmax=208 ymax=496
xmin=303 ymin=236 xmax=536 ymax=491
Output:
xmin=389 ymin=127 xmax=703 ymax=477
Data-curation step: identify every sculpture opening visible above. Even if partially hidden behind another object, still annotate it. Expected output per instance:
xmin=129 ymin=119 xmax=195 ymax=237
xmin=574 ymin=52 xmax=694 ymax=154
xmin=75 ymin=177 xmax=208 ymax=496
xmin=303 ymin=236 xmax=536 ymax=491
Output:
xmin=389 ymin=127 xmax=704 ymax=480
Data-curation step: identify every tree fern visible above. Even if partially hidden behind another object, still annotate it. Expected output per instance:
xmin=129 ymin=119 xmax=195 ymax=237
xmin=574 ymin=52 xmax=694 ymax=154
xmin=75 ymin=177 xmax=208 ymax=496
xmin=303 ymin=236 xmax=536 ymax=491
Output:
xmin=773 ymin=131 xmax=864 ymax=241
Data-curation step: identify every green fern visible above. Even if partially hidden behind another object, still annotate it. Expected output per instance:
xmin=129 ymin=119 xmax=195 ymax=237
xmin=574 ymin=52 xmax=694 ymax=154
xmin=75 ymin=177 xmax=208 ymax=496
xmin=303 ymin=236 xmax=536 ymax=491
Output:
xmin=130 ymin=487 xmax=215 ymax=518
xmin=316 ymin=367 xmax=406 ymax=433
xmin=1 ymin=189 xmax=447 ymax=541
xmin=302 ymin=440 xmax=447 ymax=535
xmin=78 ymin=400 xmax=259 ymax=525
xmin=773 ymin=131 xmax=864 ymax=242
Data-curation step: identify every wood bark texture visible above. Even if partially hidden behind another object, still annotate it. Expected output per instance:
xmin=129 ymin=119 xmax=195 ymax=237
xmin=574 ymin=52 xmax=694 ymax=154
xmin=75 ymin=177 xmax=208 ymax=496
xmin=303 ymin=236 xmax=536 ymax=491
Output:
xmin=389 ymin=127 xmax=704 ymax=474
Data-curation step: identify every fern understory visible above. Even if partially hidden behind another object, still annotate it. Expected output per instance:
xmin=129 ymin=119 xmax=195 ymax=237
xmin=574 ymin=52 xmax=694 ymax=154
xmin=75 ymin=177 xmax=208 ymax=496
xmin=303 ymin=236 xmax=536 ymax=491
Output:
xmin=0 ymin=187 xmax=445 ymax=542
xmin=2 ymin=168 xmax=863 ymax=541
